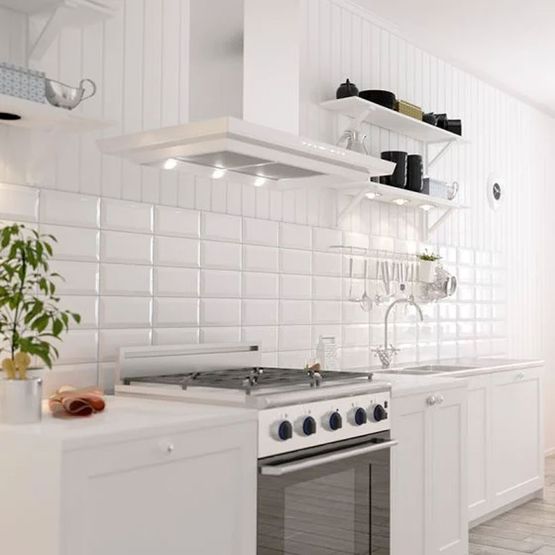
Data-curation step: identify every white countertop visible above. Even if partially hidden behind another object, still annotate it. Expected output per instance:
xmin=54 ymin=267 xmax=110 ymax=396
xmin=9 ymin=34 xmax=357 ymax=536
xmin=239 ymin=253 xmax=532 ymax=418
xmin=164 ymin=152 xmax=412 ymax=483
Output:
xmin=0 ymin=396 xmax=256 ymax=450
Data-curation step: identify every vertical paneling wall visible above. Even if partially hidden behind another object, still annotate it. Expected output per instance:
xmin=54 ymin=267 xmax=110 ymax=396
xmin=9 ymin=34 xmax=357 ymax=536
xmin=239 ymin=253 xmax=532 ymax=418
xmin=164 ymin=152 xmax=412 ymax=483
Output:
xmin=0 ymin=1 xmax=554 ymax=444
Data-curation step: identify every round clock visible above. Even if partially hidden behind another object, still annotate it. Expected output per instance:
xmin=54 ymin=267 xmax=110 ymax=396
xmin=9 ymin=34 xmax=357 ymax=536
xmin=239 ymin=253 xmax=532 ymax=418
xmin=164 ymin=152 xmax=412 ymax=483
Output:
xmin=487 ymin=174 xmax=504 ymax=210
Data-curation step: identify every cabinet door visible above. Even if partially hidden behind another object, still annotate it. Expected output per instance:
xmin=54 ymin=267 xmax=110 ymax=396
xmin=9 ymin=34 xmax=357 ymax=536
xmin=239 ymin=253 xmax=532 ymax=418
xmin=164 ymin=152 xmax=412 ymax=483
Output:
xmin=430 ymin=387 xmax=468 ymax=555
xmin=62 ymin=421 xmax=257 ymax=555
xmin=467 ymin=374 xmax=491 ymax=522
xmin=491 ymin=367 xmax=544 ymax=510
xmin=390 ymin=392 xmax=429 ymax=555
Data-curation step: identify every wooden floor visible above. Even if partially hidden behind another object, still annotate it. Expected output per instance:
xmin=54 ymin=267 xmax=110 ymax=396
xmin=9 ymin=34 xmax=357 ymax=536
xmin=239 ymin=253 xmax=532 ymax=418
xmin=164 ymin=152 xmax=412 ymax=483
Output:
xmin=470 ymin=456 xmax=555 ymax=554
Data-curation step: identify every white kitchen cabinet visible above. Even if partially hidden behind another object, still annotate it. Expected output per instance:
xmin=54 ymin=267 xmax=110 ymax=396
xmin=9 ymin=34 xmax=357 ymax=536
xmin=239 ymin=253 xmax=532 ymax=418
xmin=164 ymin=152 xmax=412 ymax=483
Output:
xmin=391 ymin=384 xmax=468 ymax=555
xmin=467 ymin=365 xmax=544 ymax=524
xmin=0 ymin=397 xmax=257 ymax=555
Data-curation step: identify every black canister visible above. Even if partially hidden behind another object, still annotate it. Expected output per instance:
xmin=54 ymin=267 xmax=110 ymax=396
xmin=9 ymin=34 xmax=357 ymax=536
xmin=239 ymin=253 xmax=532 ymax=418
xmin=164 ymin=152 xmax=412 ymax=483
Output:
xmin=422 ymin=177 xmax=430 ymax=195
xmin=380 ymin=151 xmax=407 ymax=188
xmin=406 ymin=154 xmax=423 ymax=192
xmin=336 ymin=79 xmax=359 ymax=99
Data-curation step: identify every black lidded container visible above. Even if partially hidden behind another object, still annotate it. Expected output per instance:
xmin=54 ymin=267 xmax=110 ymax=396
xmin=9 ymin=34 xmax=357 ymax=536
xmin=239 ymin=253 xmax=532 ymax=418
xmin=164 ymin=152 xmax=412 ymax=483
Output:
xmin=406 ymin=154 xmax=423 ymax=192
xmin=336 ymin=79 xmax=359 ymax=99
xmin=380 ymin=151 xmax=407 ymax=188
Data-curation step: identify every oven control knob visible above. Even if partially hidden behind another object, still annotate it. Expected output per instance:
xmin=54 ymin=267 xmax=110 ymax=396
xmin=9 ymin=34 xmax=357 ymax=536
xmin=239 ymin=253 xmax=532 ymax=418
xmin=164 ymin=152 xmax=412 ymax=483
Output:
xmin=276 ymin=420 xmax=293 ymax=441
xmin=353 ymin=407 xmax=367 ymax=426
xmin=302 ymin=416 xmax=317 ymax=436
xmin=373 ymin=404 xmax=388 ymax=422
xmin=328 ymin=411 xmax=343 ymax=431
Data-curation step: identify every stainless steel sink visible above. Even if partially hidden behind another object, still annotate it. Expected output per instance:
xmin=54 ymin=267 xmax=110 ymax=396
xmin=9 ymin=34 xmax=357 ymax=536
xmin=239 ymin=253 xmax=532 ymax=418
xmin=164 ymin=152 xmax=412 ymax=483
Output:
xmin=384 ymin=364 xmax=477 ymax=375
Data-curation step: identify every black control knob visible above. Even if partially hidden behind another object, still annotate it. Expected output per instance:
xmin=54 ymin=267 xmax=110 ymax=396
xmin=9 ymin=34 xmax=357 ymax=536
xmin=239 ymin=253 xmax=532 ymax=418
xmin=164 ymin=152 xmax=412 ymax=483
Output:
xmin=277 ymin=420 xmax=293 ymax=441
xmin=354 ymin=407 xmax=367 ymax=426
xmin=329 ymin=411 xmax=343 ymax=431
xmin=302 ymin=416 xmax=317 ymax=436
xmin=373 ymin=404 xmax=388 ymax=422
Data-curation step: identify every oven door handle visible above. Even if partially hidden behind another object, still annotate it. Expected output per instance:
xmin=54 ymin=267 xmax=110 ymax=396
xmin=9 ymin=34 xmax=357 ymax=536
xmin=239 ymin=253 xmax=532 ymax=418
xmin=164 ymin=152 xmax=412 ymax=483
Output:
xmin=259 ymin=439 xmax=398 ymax=476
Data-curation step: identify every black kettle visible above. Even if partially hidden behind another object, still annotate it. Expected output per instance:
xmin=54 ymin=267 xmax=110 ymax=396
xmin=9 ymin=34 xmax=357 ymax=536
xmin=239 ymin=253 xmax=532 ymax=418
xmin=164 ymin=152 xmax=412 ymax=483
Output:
xmin=336 ymin=79 xmax=359 ymax=99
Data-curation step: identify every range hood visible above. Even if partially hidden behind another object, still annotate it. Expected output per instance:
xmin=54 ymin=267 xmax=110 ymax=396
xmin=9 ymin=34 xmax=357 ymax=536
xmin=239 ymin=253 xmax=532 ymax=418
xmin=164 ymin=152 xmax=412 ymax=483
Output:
xmin=98 ymin=0 xmax=394 ymax=189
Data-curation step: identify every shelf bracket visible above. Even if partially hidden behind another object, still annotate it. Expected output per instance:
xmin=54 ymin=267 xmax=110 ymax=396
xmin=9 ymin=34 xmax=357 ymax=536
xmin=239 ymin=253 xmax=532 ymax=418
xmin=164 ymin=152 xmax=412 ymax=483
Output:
xmin=426 ymin=207 xmax=454 ymax=239
xmin=427 ymin=140 xmax=455 ymax=170
xmin=337 ymin=187 xmax=369 ymax=227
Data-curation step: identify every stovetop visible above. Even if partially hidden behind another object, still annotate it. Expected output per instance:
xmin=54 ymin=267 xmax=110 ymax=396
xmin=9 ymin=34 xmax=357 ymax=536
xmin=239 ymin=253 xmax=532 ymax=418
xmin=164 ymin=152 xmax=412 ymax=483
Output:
xmin=124 ymin=366 xmax=373 ymax=393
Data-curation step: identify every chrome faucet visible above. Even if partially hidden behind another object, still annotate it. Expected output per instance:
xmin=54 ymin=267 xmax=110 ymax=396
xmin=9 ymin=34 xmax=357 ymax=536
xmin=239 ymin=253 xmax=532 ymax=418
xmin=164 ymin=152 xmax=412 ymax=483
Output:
xmin=373 ymin=296 xmax=424 ymax=369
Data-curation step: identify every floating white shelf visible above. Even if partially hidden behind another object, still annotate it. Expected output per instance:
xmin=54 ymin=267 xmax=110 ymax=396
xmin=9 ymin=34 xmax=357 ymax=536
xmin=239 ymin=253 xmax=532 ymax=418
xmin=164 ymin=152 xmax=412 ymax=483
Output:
xmin=0 ymin=93 xmax=113 ymax=132
xmin=321 ymin=96 xmax=466 ymax=144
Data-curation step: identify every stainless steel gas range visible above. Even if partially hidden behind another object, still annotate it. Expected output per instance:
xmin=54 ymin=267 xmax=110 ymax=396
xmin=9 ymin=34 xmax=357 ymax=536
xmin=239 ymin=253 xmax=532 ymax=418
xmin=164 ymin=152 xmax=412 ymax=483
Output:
xmin=116 ymin=343 xmax=395 ymax=555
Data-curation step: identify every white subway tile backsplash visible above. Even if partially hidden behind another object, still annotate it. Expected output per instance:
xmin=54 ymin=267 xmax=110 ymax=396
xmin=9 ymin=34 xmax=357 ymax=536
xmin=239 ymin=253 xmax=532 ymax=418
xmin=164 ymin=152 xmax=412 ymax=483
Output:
xmin=154 ymin=267 xmax=199 ymax=297
xmin=200 ymin=299 xmax=241 ymax=326
xmin=201 ymin=240 xmax=241 ymax=270
xmin=280 ymin=274 xmax=311 ymax=299
xmin=100 ymin=264 xmax=153 ymax=296
xmin=280 ymin=300 xmax=311 ymax=325
xmin=280 ymin=249 xmax=311 ymax=274
xmin=243 ymin=218 xmax=279 ymax=246
xmin=242 ymin=326 xmax=278 ymax=352
xmin=342 ymin=325 xmax=369 ymax=347
xmin=101 ymin=198 xmax=153 ymax=233
xmin=201 ymin=212 xmax=241 ymax=242
xmin=154 ymin=298 xmax=198 ymax=326
xmin=200 ymin=270 xmax=241 ymax=298
xmin=341 ymin=347 xmax=369 ymax=369
xmin=313 ymin=276 xmax=342 ymax=300
xmin=102 ymin=231 xmax=153 ymax=265
xmin=242 ymin=272 xmax=279 ymax=299
xmin=59 ymin=296 xmax=98 ymax=329
xmin=42 ymin=224 xmax=99 ymax=262
xmin=99 ymin=328 xmax=152 ymax=361
xmin=0 ymin=183 xmax=38 ymax=222
xmin=155 ymin=206 xmax=200 ymax=237
xmin=40 ymin=190 xmax=99 ymax=228
xmin=243 ymin=245 xmax=278 ymax=272
xmin=153 ymin=328 xmax=199 ymax=345
xmin=99 ymin=297 xmax=152 ymax=328
xmin=242 ymin=300 xmax=278 ymax=326
xmin=200 ymin=327 xmax=241 ymax=343
xmin=57 ymin=330 xmax=98 ymax=364
xmin=278 ymin=350 xmax=312 ymax=368
xmin=52 ymin=261 xmax=99 ymax=295
xmin=154 ymin=236 xmax=199 ymax=267
xmin=279 ymin=325 xmax=311 ymax=351
xmin=312 ymin=227 xmax=341 ymax=252
xmin=280 ymin=222 xmax=311 ymax=250
xmin=312 ymin=252 xmax=341 ymax=276
xmin=312 ymin=301 xmax=341 ymax=324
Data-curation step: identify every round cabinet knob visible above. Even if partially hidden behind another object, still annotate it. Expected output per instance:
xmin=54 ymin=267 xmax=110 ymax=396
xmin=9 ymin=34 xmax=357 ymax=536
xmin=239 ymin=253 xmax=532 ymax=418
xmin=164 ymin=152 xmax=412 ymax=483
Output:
xmin=277 ymin=420 xmax=293 ymax=441
xmin=328 ymin=411 xmax=343 ymax=431
xmin=373 ymin=404 xmax=388 ymax=422
xmin=353 ymin=407 xmax=367 ymax=426
xmin=302 ymin=416 xmax=317 ymax=436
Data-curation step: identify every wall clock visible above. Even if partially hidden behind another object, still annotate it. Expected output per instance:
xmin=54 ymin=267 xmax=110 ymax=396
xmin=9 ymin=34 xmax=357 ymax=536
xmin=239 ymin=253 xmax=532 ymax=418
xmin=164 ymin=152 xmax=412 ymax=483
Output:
xmin=487 ymin=173 xmax=504 ymax=210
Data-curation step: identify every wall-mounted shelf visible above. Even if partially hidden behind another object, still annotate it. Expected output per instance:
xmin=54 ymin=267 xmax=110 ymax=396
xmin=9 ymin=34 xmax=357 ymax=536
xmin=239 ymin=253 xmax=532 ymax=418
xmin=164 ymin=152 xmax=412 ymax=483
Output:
xmin=0 ymin=0 xmax=119 ymax=62
xmin=0 ymin=93 xmax=113 ymax=132
xmin=321 ymin=96 xmax=466 ymax=145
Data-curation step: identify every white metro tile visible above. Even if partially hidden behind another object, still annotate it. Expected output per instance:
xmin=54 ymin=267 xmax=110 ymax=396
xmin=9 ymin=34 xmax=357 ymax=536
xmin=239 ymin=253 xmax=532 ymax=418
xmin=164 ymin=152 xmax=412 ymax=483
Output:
xmin=101 ymin=198 xmax=153 ymax=233
xmin=154 ymin=298 xmax=199 ymax=327
xmin=278 ymin=325 xmax=311 ymax=351
xmin=312 ymin=227 xmax=342 ymax=252
xmin=201 ymin=212 xmax=241 ymax=242
xmin=0 ymin=183 xmax=38 ymax=222
xmin=342 ymin=302 xmax=369 ymax=324
xmin=56 ymin=330 xmax=98 ymax=364
xmin=200 ymin=299 xmax=241 ymax=326
xmin=154 ymin=267 xmax=199 ymax=297
xmin=341 ymin=348 xmax=369 ymax=370
xmin=280 ymin=222 xmax=311 ymax=250
xmin=243 ymin=218 xmax=279 ymax=246
xmin=40 ymin=190 xmax=99 ymax=228
xmin=100 ymin=264 xmax=152 ymax=296
xmin=279 ymin=301 xmax=311 ymax=325
xmin=243 ymin=245 xmax=278 ymax=272
xmin=241 ymin=326 xmax=278 ymax=352
xmin=280 ymin=275 xmax=311 ymax=299
xmin=242 ymin=300 xmax=278 ymax=326
xmin=278 ymin=350 xmax=311 ymax=368
xmin=313 ymin=276 xmax=342 ymax=300
xmin=153 ymin=328 xmax=200 ymax=345
xmin=46 ymin=364 xmax=98 ymax=395
xmin=101 ymin=231 xmax=153 ymax=265
xmin=154 ymin=236 xmax=199 ymax=267
xmin=200 ymin=270 xmax=241 ymax=298
xmin=155 ymin=206 xmax=200 ymax=237
xmin=312 ymin=252 xmax=341 ymax=276
xmin=312 ymin=325 xmax=342 ymax=348
xmin=200 ymin=327 xmax=241 ymax=343
xmin=201 ymin=241 xmax=241 ymax=270
xmin=312 ymin=301 xmax=341 ymax=324
xmin=458 ymin=248 xmax=475 ymax=266
xmin=59 ymin=296 xmax=98 ymax=329
xmin=242 ymin=272 xmax=279 ymax=299
xmin=52 ymin=261 xmax=99 ymax=295
xmin=343 ymin=231 xmax=368 ymax=250
xmin=261 ymin=352 xmax=279 ymax=366
xmin=99 ymin=297 xmax=152 ymax=328
xmin=99 ymin=329 xmax=152 ymax=362
xmin=280 ymin=249 xmax=311 ymax=274
xmin=42 ymin=224 xmax=99 ymax=262
xmin=342 ymin=325 xmax=369 ymax=347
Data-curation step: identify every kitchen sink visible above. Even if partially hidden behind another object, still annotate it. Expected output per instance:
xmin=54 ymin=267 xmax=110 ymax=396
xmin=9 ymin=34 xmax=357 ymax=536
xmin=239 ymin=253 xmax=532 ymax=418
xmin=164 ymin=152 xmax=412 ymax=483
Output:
xmin=384 ymin=364 xmax=478 ymax=375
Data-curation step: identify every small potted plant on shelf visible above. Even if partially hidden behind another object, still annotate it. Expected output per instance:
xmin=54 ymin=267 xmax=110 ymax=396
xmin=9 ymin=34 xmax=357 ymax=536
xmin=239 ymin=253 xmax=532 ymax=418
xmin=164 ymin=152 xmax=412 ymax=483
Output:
xmin=417 ymin=249 xmax=441 ymax=283
xmin=0 ymin=223 xmax=80 ymax=424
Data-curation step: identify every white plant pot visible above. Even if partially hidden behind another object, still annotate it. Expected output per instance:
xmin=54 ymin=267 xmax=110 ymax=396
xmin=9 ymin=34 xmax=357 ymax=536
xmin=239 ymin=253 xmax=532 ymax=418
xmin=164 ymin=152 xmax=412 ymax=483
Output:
xmin=419 ymin=260 xmax=437 ymax=283
xmin=0 ymin=377 xmax=43 ymax=424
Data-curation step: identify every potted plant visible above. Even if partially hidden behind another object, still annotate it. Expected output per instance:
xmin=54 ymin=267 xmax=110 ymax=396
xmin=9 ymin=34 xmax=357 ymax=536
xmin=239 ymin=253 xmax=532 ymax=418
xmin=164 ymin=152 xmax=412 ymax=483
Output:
xmin=0 ymin=223 xmax=80 ymax=424
xmin=417 ymin=249 xmax=441 ymax=283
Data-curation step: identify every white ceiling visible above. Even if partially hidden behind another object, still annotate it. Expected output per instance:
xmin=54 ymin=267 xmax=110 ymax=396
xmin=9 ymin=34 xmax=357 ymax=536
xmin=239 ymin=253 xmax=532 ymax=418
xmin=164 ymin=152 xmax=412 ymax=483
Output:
xmin=352 ymin=0 xmax=555 ymax=117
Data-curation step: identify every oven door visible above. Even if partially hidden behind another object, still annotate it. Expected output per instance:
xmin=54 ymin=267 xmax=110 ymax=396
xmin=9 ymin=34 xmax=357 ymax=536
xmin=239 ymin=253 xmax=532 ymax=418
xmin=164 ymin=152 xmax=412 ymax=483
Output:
xmin=257 ymin=432 xmax=396 ymax=555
